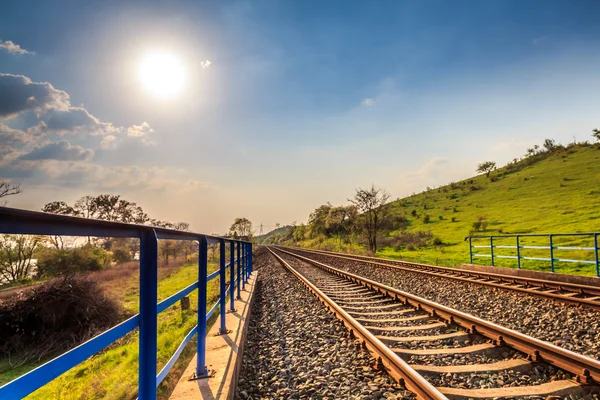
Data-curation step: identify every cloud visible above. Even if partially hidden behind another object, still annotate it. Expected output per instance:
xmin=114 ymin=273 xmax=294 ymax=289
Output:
xmin=20 ymin=140 xmax=94 ymax=161
xmin=0 ymin=74 xmax=69 ymax=119
xmin=42 ymin=107 xmax=118 ymax=136
xmin=0 ymin=40 xmax=34 ymax=55
xmin=361 ymin=98 xmax=375 ymax=106
xmin=201 ymin=60 xmax=212 ymax=69
xmin=0 ymin=123 xmax=33 ymax=147
xmin=127 ymin=121 xmax=153 ymax=137
xmin=532 ymin=37 xmax=547 ymax=45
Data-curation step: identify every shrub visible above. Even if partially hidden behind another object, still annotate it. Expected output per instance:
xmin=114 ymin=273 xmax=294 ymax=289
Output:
xmin=391 ymin=231 xmax=434 ymax=250
xmin=37 ymin=245 xmax=111 ymax=278
xmin=451 ymin=217 xmax=456 ymax=222
xmin=432 ymin=237 xmax=443 ymax=246
xmin=472 ymin=216 xmax=489 ymax=232
xmin=112 ymin=246 xmax=132 ymax=264
xmin=422 ymin=214 xmax=431 ymax=223
xmin=0 ymin=277 xmax=122 ymax=363
xmin=438 ymin=215 xmax=443 ymax=220
xmin=411 ymin=210 xmax=417 ymax=217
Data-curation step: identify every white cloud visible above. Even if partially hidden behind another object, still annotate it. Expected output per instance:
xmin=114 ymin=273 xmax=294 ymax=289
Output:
xmin=127 ymin=121 xmax=153 ymax=137
xmin=201 ymin=60 xmax=212 ymax=69
xmin=361 ymin=98 xmax=375 ymax=106
xmin=0 ymin=40 xmax=34 ymax=55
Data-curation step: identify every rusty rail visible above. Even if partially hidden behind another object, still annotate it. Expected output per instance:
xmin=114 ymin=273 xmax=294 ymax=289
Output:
xmin=282 ymin=246 xmax=600 ymax=310
xmin=275 ymin=247 xmax=600 ymax=384
xmin=266 ymin=247 xmax=448 ymax=400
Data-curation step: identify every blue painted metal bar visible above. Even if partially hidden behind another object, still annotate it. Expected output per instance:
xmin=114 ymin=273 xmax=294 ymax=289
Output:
xmin=0 ymin=315 xmax=138 ymax=399
xmin=470 ymin=232 xmax=600 ymax=238
xmin=156 ymin=325 xmax=198 ymax=386
xmin=229 ymin=241 xmax=235 ymax=311
xmin=549 ymin=235 xmax=555 ymax=273
xmin=139 ymin=229 xmax=158 ymax=400
xmin=157 ymin=281 xmax=198 ymax=314
xmin=218 ymin=239 xmax=227 ymax=334
xmin=241 ymin=242 xmax=246 ymax=291
xmin=236 ymin=242 xmax=241 ymax=299
xmin=196 ymin=236 xmax=209 ymax=377
xmin=469 ymin=237 xmax=473 ymax=264
xmin=0 ymin=206 xmax=254 ymax=397
xmin=249 ymin=243 xmax=253 ymax=275
xmin=516 ymin=236 xmax=521 ymax=269
xmin=594 ymin=233 xmax=600 ymax=277
xmin=490 ymin=237 xmax=494 ymax=266
xmin=207 ymin=269 xmax=220 ymax=282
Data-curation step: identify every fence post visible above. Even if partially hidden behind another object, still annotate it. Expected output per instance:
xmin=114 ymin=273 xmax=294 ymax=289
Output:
xmin=490 ymin=237 xmax=494 ymax=266
xmin=516 ymin=236 xmax=521 ymax=269
xmin=236 ymin=241 xmax=242 ymax=299
xmin=249 ymin=242 xmax=253 ymax=275
xmin=229 ymin=240 xmax=235 ymax=312
xmin=468 ymin=237 xmax=473 ymax=264
xmin=219 ymin=239 xmax=227 ymax=334
xmin=245 ymin=243 xmax=249 ymax=281
xmin=595 ymin=233 xmax=599 ymax=278
xmin=196 ymin=237 xmax=208 ymax=377
xmin=241 ymin=243 xmax=246 ymax=291
xmin=139 ymin=229 xmax=158 ymax=400
xmin=549 ymin=235 xmax=555 ymax=273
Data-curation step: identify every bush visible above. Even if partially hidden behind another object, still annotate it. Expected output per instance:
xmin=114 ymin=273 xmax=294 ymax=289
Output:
xmin=451 ymin=217 xmax=456 ymax=222
xmin=112 ymin=246 xmax=132 ymax=264
xmin=422 ymin=214 xmax=431 ymax=223
xmin=432 ymin=237 xmax=443 ymax=246
xmin=411 ymin=210 xmax=417 ymax=217
xmin=0 ymin=277 xmax=122 ymax=363
xmin=37 ymin=245 xmax=111 ymax=278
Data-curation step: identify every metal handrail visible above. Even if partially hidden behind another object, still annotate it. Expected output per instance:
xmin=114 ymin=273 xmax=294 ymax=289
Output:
xmin=467 ymin=233 xmax=599 ymax=276
xmin=0 ymin=206 xmax=253 ymax=399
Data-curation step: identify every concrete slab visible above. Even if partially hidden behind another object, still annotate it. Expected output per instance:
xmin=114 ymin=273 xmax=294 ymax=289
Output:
xmin=170 ymin=273 xmax=257 ymax=400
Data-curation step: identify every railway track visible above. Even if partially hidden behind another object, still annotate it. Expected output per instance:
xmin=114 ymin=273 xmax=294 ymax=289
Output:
xmin=279 ymin=246 xmax=600 ymax=311
xmin=267 ymin=246 xmax=600 ymax=399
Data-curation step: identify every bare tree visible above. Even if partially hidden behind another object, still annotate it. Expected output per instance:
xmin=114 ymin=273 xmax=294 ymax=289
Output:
xmin=0 ymin=181 xmax=21 ymax=205
xmin=348 ymin=185 xmax=390 ymax=253
xmin=0 ymin=235 xmax=42 ymax=283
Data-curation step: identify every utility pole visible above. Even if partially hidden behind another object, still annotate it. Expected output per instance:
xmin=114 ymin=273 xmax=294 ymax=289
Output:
xmin=259 ymin=224 xmax=263 ymax=236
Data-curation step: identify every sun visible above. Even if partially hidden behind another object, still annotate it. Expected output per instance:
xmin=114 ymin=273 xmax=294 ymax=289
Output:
xmin=138 ymin=53 xmax=186 ymax=98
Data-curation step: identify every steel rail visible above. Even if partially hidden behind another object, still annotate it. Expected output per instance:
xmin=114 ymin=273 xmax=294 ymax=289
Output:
xmin=274 ymin=247 xmax=600 ymax=384
xmin=266 ymin=247 xmax=448 ymax=400
xmin=281 ymin=246 xmax=600 ymax=310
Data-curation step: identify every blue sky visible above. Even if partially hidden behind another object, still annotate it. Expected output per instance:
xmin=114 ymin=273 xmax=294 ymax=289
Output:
xmin=1 ymin=0 xmax=600 ymax=233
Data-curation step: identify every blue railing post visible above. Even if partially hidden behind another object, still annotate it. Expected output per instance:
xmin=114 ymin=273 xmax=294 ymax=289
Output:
xmin=516 ymin=236 xmax=521 ymax=269
xmin=196 ymin=237 xmax=208 ymax=377
xmin=549 ymin=234 xmax=555 ymax=273
xmin=241 ymin=242 xmax=246 ymax=291
xmin=244 ymin=242 xmax=249 ymax=282
xmin=249 ymin=242 xmax=253 ymax=275
xmin=218 ymin=239 xmax=227 ymax=334
xmin=139 ymin=229 xmax=158 ymax=400
xmin=229 ymin=240 xmax=235 ymax=312
xmin=236 ymin=241 xmax=241 ymax=299
xmin=490 ymin=237 xmax=494 ymax=266
xmin=595 ymin=233 xmax=599 ymax=278
xmin=469 ymin=237 xmax=473 ymax=264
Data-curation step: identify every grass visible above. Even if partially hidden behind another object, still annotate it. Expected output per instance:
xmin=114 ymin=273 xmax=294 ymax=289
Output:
xmin=0 ymin=255 xmax=228 ymax=399
xmin=295 ymin=145 xmax=600 ymax=276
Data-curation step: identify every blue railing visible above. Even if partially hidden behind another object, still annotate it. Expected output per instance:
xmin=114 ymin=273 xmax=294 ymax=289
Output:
xmin=468 ymin=233 xmax=599 ymax=276
xmin=0 ymin=206 xmax=253 ymax=399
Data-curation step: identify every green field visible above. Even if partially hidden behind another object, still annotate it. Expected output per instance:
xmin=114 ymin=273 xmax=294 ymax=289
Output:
xmin=294 ymin=145 xmax=600 ymax=276
xmin=0 ymin=258 xmax=226 ymax=399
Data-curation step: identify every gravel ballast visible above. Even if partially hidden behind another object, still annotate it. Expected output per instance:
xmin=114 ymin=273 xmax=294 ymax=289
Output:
xmin=235 ymin=248 xmax=415 ymax=400
xmin=285 ymin=248 xmax=600 ymax=360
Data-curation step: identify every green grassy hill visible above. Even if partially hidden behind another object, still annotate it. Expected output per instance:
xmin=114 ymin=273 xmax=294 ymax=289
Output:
xmin=296 ymin=144 xmax=600 ymax=275
xmin=256 ymin=225 xmax=294 ymax=244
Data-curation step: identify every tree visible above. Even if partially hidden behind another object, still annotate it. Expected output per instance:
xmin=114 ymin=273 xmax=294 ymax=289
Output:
xmin=476 ymin=161 xmax=496 ymax=177
xmin=0 ymin=235 xmax=42 ymax=283
xmin=42 ymin=201 xmax=77 ymax=216
xmin=308 ymin=203 xmax=333 ymax=237
xmin=0 ymin=181 xmax=21 ymax=205
xmin=229 ymin=218 xmax=253 ymax=239
xmin=348 ymin=185 xmax=390 ymax=253
xmin=326 ymin=205 xmax=357 ymax=242
xmin=543 ymin=138 xmax=557 ymax=152
xmin=593 ymin=129 xmax=600 ymax=143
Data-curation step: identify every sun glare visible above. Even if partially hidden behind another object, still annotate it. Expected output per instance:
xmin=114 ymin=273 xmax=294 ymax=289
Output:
xmin=138 ymin=53 xmax=185 ymax=98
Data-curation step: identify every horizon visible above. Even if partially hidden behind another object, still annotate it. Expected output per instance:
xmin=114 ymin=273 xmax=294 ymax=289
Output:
xmin=2 ymin=0 xmax=600 ymax=233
